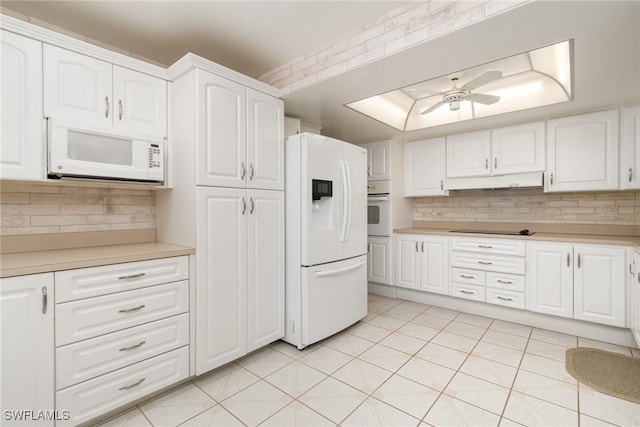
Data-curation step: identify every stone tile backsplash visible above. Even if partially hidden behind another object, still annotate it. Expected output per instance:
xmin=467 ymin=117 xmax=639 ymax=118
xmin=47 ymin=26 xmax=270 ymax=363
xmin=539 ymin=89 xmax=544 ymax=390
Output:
xmin=413 ymin=188 xmax=640 ymax=225
xmin=0 ymin=182 xmax=155 ymax=235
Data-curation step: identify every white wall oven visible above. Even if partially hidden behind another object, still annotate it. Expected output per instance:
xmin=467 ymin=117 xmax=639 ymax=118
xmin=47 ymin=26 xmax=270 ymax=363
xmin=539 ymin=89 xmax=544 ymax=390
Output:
xmin=367 ymin=180 xmax=391 ymax=237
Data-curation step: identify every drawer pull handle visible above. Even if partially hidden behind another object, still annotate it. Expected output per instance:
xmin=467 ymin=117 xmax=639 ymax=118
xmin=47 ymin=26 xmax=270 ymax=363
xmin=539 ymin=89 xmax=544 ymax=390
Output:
xmin=118 ymin=304 xmax=146 ymax=314
xmin=496 ymin=279 xmax=513 ymax=284
xmin=460 ymin=290 xmax=475 ymax=295
xmin=460 ymin=274 xmax=475 ymax=279
xmin=119 ymin=378 xmax=146 ymax=391
xmin=478 ymin=245 xmax=493 ymax=249
xmin=496 ymin=296 xmax=514 ymax=302
xmin=118 ymin=272 xmax=146 ymax=280
xmin=477 ymin=261 xmax=493 ymax=265
xmin=119 ymin=341 xmax=146 ymax=352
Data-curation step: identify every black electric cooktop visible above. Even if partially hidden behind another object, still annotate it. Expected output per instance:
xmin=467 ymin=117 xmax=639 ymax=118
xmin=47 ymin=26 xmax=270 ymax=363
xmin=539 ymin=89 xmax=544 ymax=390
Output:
xmin=449 ymin=229 xmax=535 ymax=236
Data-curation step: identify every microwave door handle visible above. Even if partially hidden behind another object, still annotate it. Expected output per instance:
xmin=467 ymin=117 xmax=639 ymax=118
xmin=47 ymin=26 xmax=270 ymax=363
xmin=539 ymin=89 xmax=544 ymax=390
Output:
xmin=340 ymin=160 xmax=348 ymax=242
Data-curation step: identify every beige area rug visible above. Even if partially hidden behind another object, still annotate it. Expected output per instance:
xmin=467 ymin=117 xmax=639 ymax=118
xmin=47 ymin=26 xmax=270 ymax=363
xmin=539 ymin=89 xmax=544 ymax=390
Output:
xmin=565 ymin=347 xmax=640 ymax=404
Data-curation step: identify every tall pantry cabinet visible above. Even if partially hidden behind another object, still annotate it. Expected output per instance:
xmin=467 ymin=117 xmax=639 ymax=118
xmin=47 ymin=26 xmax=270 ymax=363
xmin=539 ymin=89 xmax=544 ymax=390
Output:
xmin=157 ymin=62 xmax=284 ymax=375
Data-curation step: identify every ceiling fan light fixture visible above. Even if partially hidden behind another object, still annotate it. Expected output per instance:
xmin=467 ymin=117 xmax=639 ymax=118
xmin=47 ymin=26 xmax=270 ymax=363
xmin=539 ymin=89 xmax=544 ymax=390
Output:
xmin=345 ymin=40 xmax=573 ymax=132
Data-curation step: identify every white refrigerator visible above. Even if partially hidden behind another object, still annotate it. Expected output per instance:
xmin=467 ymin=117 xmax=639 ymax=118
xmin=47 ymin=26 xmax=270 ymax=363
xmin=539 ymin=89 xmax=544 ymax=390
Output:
xmin=285 ymin=133 xmax=368 ymax=349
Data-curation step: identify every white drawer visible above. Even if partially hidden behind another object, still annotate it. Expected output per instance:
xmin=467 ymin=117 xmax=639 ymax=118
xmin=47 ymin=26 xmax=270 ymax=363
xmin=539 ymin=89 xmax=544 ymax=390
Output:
xmin=486 ymin=288 xmax=525 ymax=309
xmin=451 ymin=251 xmax=525 ymax=275
xmin=56 ymin=346 xmax=189 ymax=426
xmin=450 ymin=282 xmax=485 ymax=302
xmin=56 ymin=313 xmax=189 ymax=389
xmin=451 ymin=268 xmax=485 ymax=286
xmin=55 ymin=256 xmax=189 ymax=303
xmin=451 ymin=238 xmax=525 ymax=256
xmin=486 ymin=272 xmax=525 ymax=292
xmin=56 ymin=281 xmax=189 ymax=346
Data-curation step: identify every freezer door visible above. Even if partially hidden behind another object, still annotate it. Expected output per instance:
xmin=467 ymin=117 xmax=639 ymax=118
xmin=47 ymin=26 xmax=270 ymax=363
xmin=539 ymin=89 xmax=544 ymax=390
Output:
xmin=301 ymin=255 xmax=367 ymax=346
xmin=301 ymin=134 xmax=345 ymax=266
xmin=343 ymin=143 xmax=368 ymax=259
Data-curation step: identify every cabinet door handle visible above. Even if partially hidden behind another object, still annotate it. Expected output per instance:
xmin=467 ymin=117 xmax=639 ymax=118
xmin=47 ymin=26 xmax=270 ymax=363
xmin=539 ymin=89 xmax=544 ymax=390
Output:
xmin=478 ymin=245 xmax=493 ymax=249
xmin=440 ymin=180 xmax=444 ymax=190
xmin=567 ymin=252 xmax=571 ymax=267
xmin=496 ymin=279 xmax=513 ymax=284
xmin=577 ymin=253 xmax=581 ymax=268
xmin=421 ymin=242 xmax=424 ymax=252
xmin=241 ymin=197 xmax=246 ymax=215
xmin=460 ymin=289 xmax=475 ymax=295
xmin=249 ymin=164 xmax=254 ymax=180
xmin=550 ymin=172 xmax=554 ymax=185
xmin=629 ymin=167 xmax=633 ymax=183
xmin=119 ymin=341 xmax=146 ymax=352
xmin=494 ymin=158 xmax=498 ymax=169
xmin=485 ymin=158 xmax=489 ymax=170
xmin=496 ymin=295 xmax=514 ymax=302
xmin=367 ymin=243 xmax=372 ymax=253
xmin=415 ymin=241 xmax=419 ymax=252
xmin=42 ymin=286 xmax=48 ymax=314
xmin=119 ymin=378 xmax=145 ymax=391
xmin=367 ymin=166 xmax=371 ymax=177
xmin=630 ymin=261 xmax=635 ymax=277
xmin=118 ymin=304 xmax=146 ymax=314
xmin=460 ymin=274 xmax=475 ymax=279
xmin=118 ymin=99 xmax=123 ymax=120
xmin=105 ymin=96 xmax=110 ymax=118
xmin=250 ymin=197 xmax=255 ymax=214
xmin=118 ymin=272 xmax=146 ymax=280
xmin=241 ymin=163 xmax=246 ymax=180
xmin=477 ymin=261 xmax=493 ymax=265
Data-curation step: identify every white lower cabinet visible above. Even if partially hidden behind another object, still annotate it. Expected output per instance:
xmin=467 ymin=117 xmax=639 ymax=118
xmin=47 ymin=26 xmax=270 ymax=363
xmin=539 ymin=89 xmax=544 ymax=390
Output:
xmin=632 ymin=250 xmax=640 ymax=347
xmin=0 ymin=273 xmax=55 ymax=426
xmin=367 ymin=236 xmax=392 ymax=285
xmin=527 ymin=242 xmax=626 ymax=327
xmin=196 ymin=187 xmax=284 ymax=374
xmin=51 ymin=256 xmax=191 ymax=426
xmin=395 ymin=234 xmax=449 ymax=295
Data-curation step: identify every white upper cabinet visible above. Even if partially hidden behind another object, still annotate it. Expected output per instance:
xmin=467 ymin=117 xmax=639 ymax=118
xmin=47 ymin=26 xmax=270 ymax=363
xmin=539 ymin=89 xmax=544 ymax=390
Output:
xmin=363 ymin=141 xmax=390 ymax=181
xmin=112 ymin=66 xmax=167 ymax=136
xmin=491 ymin=121 xmax=545 ymax=175
xmin=197 ymin=72 xmax=247 ymax=188
xmin=446 ymin=124 xmax=545 ymax=180
xmin=404 ymin=137 xmax=447 ymax=197
xmin=546 ymin=109 xmax=619 ymax=192
xmin=446 ymin=130 xmax=491 ymax=178
xmin=620 ymin=105 xmax=640 ymax=190
xmin=197 ymin=71 xmax=283 ymax=190
xmin=44 ymin=45 xmax=167 ymax=135
xmin=247 ymin=89 xmax=284 ymax=190
xmin=0 ymin=31 xmax=43 ymax=181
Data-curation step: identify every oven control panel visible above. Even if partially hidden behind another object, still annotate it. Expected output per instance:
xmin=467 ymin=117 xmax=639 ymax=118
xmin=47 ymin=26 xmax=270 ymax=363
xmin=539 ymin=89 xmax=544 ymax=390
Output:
xmin=367 ymin=180 xmax=391 ymax=195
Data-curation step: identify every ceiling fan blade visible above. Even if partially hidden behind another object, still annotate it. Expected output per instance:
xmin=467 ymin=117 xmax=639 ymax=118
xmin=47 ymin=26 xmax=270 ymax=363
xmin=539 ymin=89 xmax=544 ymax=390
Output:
xmin=462 ymin=70 xmax=503 ymax=91
xmin=467 ymin=93 xmax=501 ymax=105
xmin=419 ymin=100 xmax=446 ymax=115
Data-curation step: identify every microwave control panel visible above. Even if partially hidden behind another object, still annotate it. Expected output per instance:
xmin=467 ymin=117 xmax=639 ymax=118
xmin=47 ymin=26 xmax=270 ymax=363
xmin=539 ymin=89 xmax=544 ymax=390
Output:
xmin=148 ymin=144 xmax=162 ymax=169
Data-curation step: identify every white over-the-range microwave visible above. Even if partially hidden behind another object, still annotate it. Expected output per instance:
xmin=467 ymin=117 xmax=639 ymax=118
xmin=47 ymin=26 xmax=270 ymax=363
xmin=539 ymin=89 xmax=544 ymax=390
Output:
xmin=47 ymin=119 xmax=164 ymax=183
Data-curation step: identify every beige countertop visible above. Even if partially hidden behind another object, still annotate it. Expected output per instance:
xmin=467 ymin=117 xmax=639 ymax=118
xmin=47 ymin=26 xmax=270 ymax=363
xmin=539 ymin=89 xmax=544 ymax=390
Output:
xmin=0 ymin=242 xmax=195 ymax=278
xmin=394 ymin=227 xmax=640 ymax=247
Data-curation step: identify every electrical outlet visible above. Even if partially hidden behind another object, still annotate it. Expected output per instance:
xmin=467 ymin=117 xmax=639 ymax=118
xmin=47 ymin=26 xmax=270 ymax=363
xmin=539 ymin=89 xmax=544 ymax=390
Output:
xmin=600 ymin=207 xmax=618 ymax=217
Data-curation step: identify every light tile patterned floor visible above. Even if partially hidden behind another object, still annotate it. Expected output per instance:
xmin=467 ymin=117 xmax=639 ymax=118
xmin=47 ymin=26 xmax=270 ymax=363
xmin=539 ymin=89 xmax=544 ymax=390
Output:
xmin=97 ymin=294 xmax=640 ymax=426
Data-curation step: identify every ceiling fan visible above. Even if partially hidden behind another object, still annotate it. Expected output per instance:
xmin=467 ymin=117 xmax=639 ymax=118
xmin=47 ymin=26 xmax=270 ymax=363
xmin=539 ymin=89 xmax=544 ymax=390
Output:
xmin=419 ymin=70 xmax=503 ymax=115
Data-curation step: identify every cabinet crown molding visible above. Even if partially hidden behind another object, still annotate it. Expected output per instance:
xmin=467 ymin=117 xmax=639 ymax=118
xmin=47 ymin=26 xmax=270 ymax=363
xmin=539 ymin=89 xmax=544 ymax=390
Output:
xmin=1 ymin=14 xmax=168 ymax=80
xmin=167 ymin=52 xmax=281 ymax=98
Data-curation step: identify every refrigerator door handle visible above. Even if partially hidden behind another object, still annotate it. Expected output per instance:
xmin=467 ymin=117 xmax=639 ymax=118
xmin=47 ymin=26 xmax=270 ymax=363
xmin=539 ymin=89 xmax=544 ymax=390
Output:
xmin=314 ymin=260 xmax=366 ymax=277
xmin=340 ymin=160 xmax=349 ymax=242
xmin=344 ymin=160 xmax=352 ymax=242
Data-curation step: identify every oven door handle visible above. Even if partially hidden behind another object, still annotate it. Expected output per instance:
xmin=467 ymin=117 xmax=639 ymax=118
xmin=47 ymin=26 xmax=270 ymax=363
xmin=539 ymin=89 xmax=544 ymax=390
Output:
xmin=367 ymin=196 xmax=389 ymax=202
